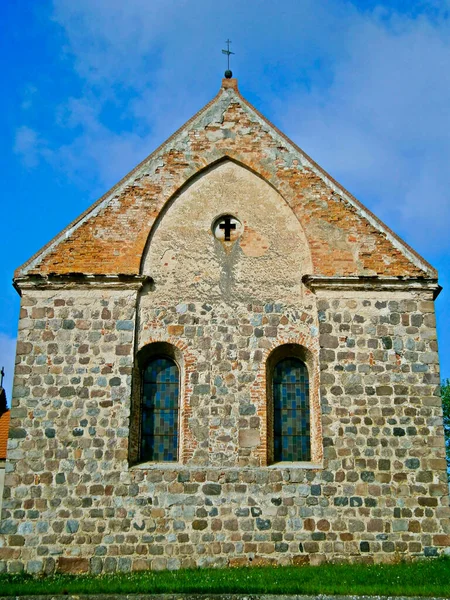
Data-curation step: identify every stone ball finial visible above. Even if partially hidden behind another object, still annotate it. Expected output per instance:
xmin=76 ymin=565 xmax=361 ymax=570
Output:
xmin=224 ymin=69 xmax=233 ymax=79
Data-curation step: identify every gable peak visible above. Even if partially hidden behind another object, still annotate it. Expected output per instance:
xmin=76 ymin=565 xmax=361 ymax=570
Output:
xmin=221 ymin=77 xmax=239 ymax=92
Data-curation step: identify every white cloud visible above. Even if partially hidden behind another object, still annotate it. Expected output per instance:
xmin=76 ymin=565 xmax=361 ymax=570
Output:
xmin=13 ymin=126 xmax=51 ymax=168
xmin=51 ymin=0 xmax=180 ymax=86
xmin=56 ymin=126 xmax=151 ymax=189
xmin=275 ymin=7 xmax=450 ymax=257
xmin=0 ymin=334 xmax=16 ymax=406
xmin=14 ymin=1 xmax=450 ymax=259
xmin=21 ymin=84 xmax=38 ymax=111
xmin=12 ymin=0 xmax=350 ymax=186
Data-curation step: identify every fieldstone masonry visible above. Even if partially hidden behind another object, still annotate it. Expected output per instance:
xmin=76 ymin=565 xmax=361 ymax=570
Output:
xmin=2 ymin=78 xmax=448 ymax=573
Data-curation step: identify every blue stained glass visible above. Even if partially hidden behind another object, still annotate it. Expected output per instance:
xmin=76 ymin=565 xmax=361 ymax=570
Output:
xmin=141 ymin=357 xmax=179 ymax=462
xmin=273 ymin=358 xmax=310 ymax=461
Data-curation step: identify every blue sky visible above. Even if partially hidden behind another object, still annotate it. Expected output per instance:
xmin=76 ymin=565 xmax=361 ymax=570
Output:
xmin=1 ymin=0 xmax=450 ymax=401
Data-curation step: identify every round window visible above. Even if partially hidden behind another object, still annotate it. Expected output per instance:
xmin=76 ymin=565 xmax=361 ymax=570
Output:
xmin=213 ymin=215 xmax=243 ymax=242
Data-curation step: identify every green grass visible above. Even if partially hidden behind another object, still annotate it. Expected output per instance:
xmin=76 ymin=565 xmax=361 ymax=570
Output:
xmin=1 ymin=558 xmax=450 ymax=597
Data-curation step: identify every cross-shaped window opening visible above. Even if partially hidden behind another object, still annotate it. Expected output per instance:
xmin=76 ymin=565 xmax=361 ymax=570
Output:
xmin=219 ymin=216 xmax=236 ymax=241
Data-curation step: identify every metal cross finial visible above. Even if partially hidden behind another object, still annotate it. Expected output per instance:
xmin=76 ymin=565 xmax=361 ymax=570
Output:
xmin=0 ymin=367 xmax=4 ymax=388
xmin=222 ymin=39 xmax=234 ymax=78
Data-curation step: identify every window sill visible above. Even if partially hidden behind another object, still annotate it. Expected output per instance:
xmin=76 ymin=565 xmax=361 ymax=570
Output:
xmin=129 ymin=461 xmax=323 ymax=470
xmin=267 ymin=461 xmax=323 ymax=469
xmin=130 ymin=461 xmax=181 ymax=470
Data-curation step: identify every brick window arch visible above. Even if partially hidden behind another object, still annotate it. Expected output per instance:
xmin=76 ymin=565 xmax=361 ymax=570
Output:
xmin=266 ymin=343 xmax=318 ymax=465
xmin=129 ymin=342 xmax=182 ymax=465
xmin=273 ymin=357 xmax=310 ymax=462
xmin=141 ymin=356 xmax=179 ymax=462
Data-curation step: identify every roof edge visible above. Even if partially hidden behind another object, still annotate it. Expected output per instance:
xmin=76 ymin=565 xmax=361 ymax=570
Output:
xmin=14 ymin=83 xmax=233 ymax=279
xmin=232 ymin=88 xmax=437 ymax=279
xmin=303 ymin=275 xmax=441 ymax=299
xmin=13 ymin=273 xmax=153 ymax=295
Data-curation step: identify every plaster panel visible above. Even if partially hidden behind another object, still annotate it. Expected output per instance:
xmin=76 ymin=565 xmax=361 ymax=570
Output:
xmin=141 ymin=160 xmax=311 ymax=305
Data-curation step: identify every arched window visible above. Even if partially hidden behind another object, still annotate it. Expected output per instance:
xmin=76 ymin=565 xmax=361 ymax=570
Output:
xmin=273 ymin=357 xmax=310 ymax=462
xmin=140 ymin=356 xmax=179 ymax=462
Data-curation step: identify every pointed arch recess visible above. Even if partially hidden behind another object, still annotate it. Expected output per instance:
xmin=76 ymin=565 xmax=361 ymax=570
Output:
xmin=139 ymin=155 xmax=311 ymax=274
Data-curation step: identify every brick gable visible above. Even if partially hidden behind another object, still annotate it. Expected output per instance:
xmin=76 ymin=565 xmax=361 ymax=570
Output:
xmin=15 ymin=79 xmax=435 ymax=281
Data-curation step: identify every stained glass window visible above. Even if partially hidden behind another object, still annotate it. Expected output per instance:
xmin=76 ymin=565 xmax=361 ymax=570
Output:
xmin=141 ymin=357 xmax=179 ymax=462
xmin=273 ymin=357 xmax=310 ymax=462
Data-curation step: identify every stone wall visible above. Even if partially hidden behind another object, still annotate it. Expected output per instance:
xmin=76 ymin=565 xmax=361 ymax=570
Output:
xmin=315 ymin=291 xmax=449 ymax=556
xmin=4 ymin=79 xmax=447 ymax=576
xmin=0 ymin=463 xmax=5 ymax=516
xmin=1 ymin=288 xmax=138 ymax=574
xmin=1 ymin=284 xmax=448 ymax=574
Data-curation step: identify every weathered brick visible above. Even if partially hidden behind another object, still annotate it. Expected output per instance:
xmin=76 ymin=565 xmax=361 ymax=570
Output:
xmin=57 ymin=558 xmax=89 ymax=574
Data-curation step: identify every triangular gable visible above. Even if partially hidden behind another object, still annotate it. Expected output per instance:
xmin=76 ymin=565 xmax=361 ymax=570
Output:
xmin=15 ymin=79 xmax=436 ymax=281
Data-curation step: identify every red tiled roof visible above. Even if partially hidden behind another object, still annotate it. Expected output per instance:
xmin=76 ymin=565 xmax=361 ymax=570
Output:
xmin=0 ymin=411 xmax=10 ymax=459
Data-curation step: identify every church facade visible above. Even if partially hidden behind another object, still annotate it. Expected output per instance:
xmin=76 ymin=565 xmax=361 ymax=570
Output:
xmin=2 ymin=78 xmax=449 ymax=574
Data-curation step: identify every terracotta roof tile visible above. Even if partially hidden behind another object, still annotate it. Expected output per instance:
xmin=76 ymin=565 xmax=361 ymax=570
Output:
xmin=0 ymin=411 xmax=11 ymax=459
